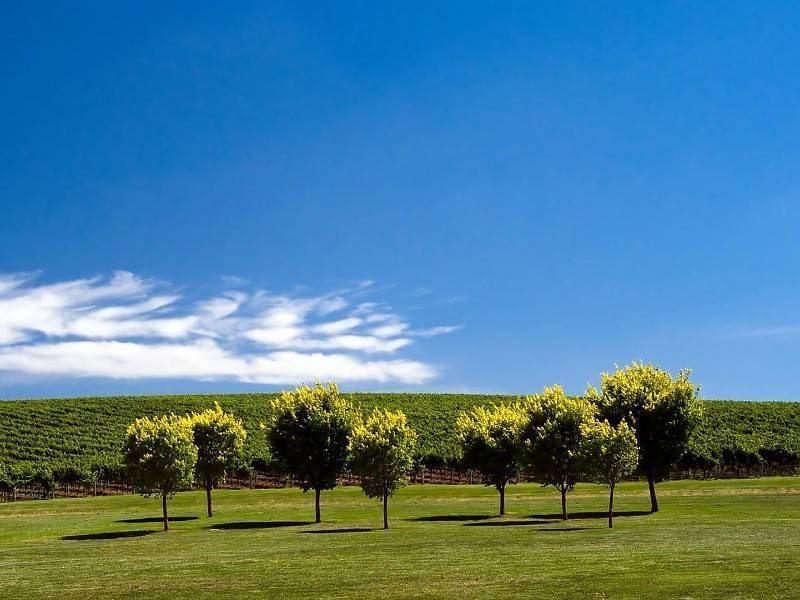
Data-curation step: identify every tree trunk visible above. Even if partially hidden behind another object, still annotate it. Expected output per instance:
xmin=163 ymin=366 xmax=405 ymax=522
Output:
xmin=162 ymin=492 xmax=169 ymax=531
xmin=608 ymin=483 xmax=614 ymax=528
xmin=561 ymin=487 xmax=568 ymax=520
xmin=383 ymin=490 xmax=389 ymax=530
xmin=499 ymin=484 xmax=506 ymax=516
xmin=314 ymin=488 xmax=321 ymax=523
xmin=647 ymin=473 xmax=659 ymax=513
xmin=206 ymin=483 xmax=213 ymax=518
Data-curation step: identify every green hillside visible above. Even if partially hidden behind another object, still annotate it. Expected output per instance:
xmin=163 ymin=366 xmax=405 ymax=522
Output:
xmin=1 ymin=393 xmax=800 ymax=476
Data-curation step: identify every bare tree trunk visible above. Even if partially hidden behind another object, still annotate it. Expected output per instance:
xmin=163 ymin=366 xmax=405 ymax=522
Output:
xmin=499 ymin=484 xmax=506 ymax=516
xmin=383 ymin=490 xmax=389 ymax=530
xmin=561 ymin=487 xmax=568 ymax=520
xmin=315 ymin=488 xmax=321 ymax=523
xmin=608 ymin=483 xmax=614 ymax=528
xmin=206 ymin=483 xmax=213 ymax=518
xmin=162 ymin=492 xmax=169 ymax=531
xmin=647 ymin=473 xmax=659 ymax=513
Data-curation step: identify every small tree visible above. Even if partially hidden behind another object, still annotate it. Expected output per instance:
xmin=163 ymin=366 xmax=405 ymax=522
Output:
xmin=350 ymin=408 xmax=417 ymax=529
xmin=582 ymin=420 xmax=639 ymax=528
xmin=267 ymin=383 xmax=356 ymax=523
xmin=456 ymin=403 xmax=526 ymax=516
xmin=190 ymin=403 xmax=247 ymax=517
xmin=122 ymin=415 xmax=197 ymax=531
xmin=591 ymin=363 xmax=702 ymax=513
xmin=522 ymin=385 xmax=596 ymax=520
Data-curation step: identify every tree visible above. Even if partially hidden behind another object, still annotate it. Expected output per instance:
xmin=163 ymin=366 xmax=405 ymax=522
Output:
xmin=456 ymin=403 xmax=526 ymax=516
xmin=266 ymin=383 xmax=356 ymax=523
xmin=521 ymin=385 xmax=596 ymax=520
xmin=582 ymin=420 xmax=639 ymax=528
xmin=190 ymin=403 xmax=247 ymax=517
xmin=591 ymin=363 xmax=702 ymax=513
xmin=122 ymin=415 xmax=197 ymax=531
xmin=350 ymin=408 xmax=417 ymax=529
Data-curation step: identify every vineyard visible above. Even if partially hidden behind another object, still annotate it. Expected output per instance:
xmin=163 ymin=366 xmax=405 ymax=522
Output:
xmin=1 ymin=393 xmax=800 ymax=498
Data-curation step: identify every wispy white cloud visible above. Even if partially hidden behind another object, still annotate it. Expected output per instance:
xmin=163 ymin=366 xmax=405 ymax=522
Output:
xmin=0 ymin=271 xmax=460 ymax=385
xmin=730 ymin=325 xmax=800 ymax=338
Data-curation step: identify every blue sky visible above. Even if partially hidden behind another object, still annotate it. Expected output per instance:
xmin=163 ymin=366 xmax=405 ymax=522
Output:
xmin=2 ymin=2 xmax=800 ymax=400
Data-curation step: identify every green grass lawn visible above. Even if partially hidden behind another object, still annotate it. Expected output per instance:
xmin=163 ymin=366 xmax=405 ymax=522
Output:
xmin=2 ymin=478 xmax=799 ymax=599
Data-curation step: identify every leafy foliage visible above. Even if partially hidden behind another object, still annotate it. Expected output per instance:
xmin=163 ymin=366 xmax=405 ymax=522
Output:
xmin=122 ymin=414 xmax=197 ymax=497
xmin=122 ymin=414 xmax=197 ymax=530
xmin=350 ymin=408 xmax=417 ymax=528
xmin=582 ymin=420 xmax=639 ymax=487
xmin=591 ymin=363 xmax=701 ymax=511
xmin=456 ymin=402 xmax=526 ymax=514
xmin=521 ymin=386 xmax=596 ymax=519
xmin=582 ymin=420 xmax=638 ymax=527
xmin=591 ymin=363 xmax=702 ymax=480
xmin=190 ymin=402 xmax=247 ymax=516
xmin=3 ymin=391 xmax=800 ymax=481
xmin=266 ymin=383 xmax=357 ymax=522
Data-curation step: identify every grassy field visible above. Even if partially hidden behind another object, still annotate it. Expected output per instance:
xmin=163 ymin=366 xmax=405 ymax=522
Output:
xmin=2 ymin=478 xmax=799 ymax=599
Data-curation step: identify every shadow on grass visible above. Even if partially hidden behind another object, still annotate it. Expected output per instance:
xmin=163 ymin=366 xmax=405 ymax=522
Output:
xmin=463 ymin=519 xmax=553 ymax=527
xmin=211 ymin=520 xmax=312 ymax=530
xmin=117 ymin=516 xmax=198 ymax=524
xmin=538 ymin=527 xmax=590 ymax=532
xmin=61 ymin=530 xmax=157 ymax=541
xmin=303 ymin=527 xmax=374 ymax=534
xmin=409 ymin=514 xmax=492 ymax=522
xmin=527 ymin=511 xmax=650 ymax=520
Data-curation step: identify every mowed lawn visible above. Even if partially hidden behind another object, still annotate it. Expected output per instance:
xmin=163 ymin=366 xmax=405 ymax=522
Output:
xmin=2 ymin=478 xmax=799 ymax=599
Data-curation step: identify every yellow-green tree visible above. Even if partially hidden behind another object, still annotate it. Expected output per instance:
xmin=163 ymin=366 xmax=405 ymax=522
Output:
xmin=521 ymin=385 xmax=596 ymax=520
xmin=122 ymin=415 xmax=197 ymax=531
xmin=351 ymin=408 xmax=417 ymax=529
xmin=457 ymin=403 xmax=526 ymax=516
xmin=267 ymin=383 xmax=356 ymax=523
xmin=590 ymin=363 xmax=702 ymax=512
xmin=582 ymin=420 xmax=638 ymax=527
xmin=190 ymin=403 xmax=247 ymax=517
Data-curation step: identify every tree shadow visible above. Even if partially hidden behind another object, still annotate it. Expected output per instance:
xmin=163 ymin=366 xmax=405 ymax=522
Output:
xmin=527 ymin=510 xmax=650 ymax=520
xmin=464 ymin=519 xmax=553 ymax=527
xmin=303 ymin=527 xmax=374 ymax=534
xmin=117 ymin=516 xmax=199 ymax=523
xmin=61 ymin=530 xmax=157 ymax=541
xmin=211 ymin=520 xmax=312 ymax=530
xmin=538 ymin=527 xmax=590 ymax=532
xmin=409 ymin=514 xmax=492 ymax=522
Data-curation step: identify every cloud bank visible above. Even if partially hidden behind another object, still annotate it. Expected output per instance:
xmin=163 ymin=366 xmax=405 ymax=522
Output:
xmin=0 ymin=272 xmax=460 ymax=385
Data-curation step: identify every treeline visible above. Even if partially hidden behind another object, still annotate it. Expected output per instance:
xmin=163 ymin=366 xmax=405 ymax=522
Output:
xmin=2 ymin=385 xmax=800 ymax=502
xmin=114 ymin=365 xmax=698 ymax=530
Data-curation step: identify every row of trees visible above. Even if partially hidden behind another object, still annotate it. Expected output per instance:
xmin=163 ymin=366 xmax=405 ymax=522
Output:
xmin=265 ymin=383 xmax=416 ymax=529
xmin=457 ymin=364 xmax=700 ymax=527
xmin=123 ymin=403 xmax=247 ymax=530
xmin=0 ymin=457 xmax=127 ymax=501
xmin=119 ymin=364 xmax=699 ymax=531
xmin=123 ymin=385 xmax=418 ymax=530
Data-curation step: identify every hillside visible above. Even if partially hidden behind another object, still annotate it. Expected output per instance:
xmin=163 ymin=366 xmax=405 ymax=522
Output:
xmin=2 ymin=393 xmax=800 ymax=475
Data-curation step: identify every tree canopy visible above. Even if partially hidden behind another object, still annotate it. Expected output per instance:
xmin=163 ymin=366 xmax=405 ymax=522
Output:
xmin=191 ymin=403 xmax=247 ymax=517
xmin=457 ymin=402 xmax=526 ymax=515
xmin=582 ymin=419 xmax=638 ymax=527
xmin=266 ymin=383 xmax=357 ymax=523
xmin=521 ymin=385 xmax=596 ymax=519
xmin=122 ymin=414 xmax=197 ymax=530
xmin=350 ymin=408 xmax=417 ymax=529
xmin=590 ymin=363 xmax=702 ymax=512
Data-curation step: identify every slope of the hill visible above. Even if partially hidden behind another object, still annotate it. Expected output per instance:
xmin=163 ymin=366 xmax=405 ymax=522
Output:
xmin=1 ymin=394 xmax=799 ymax=473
